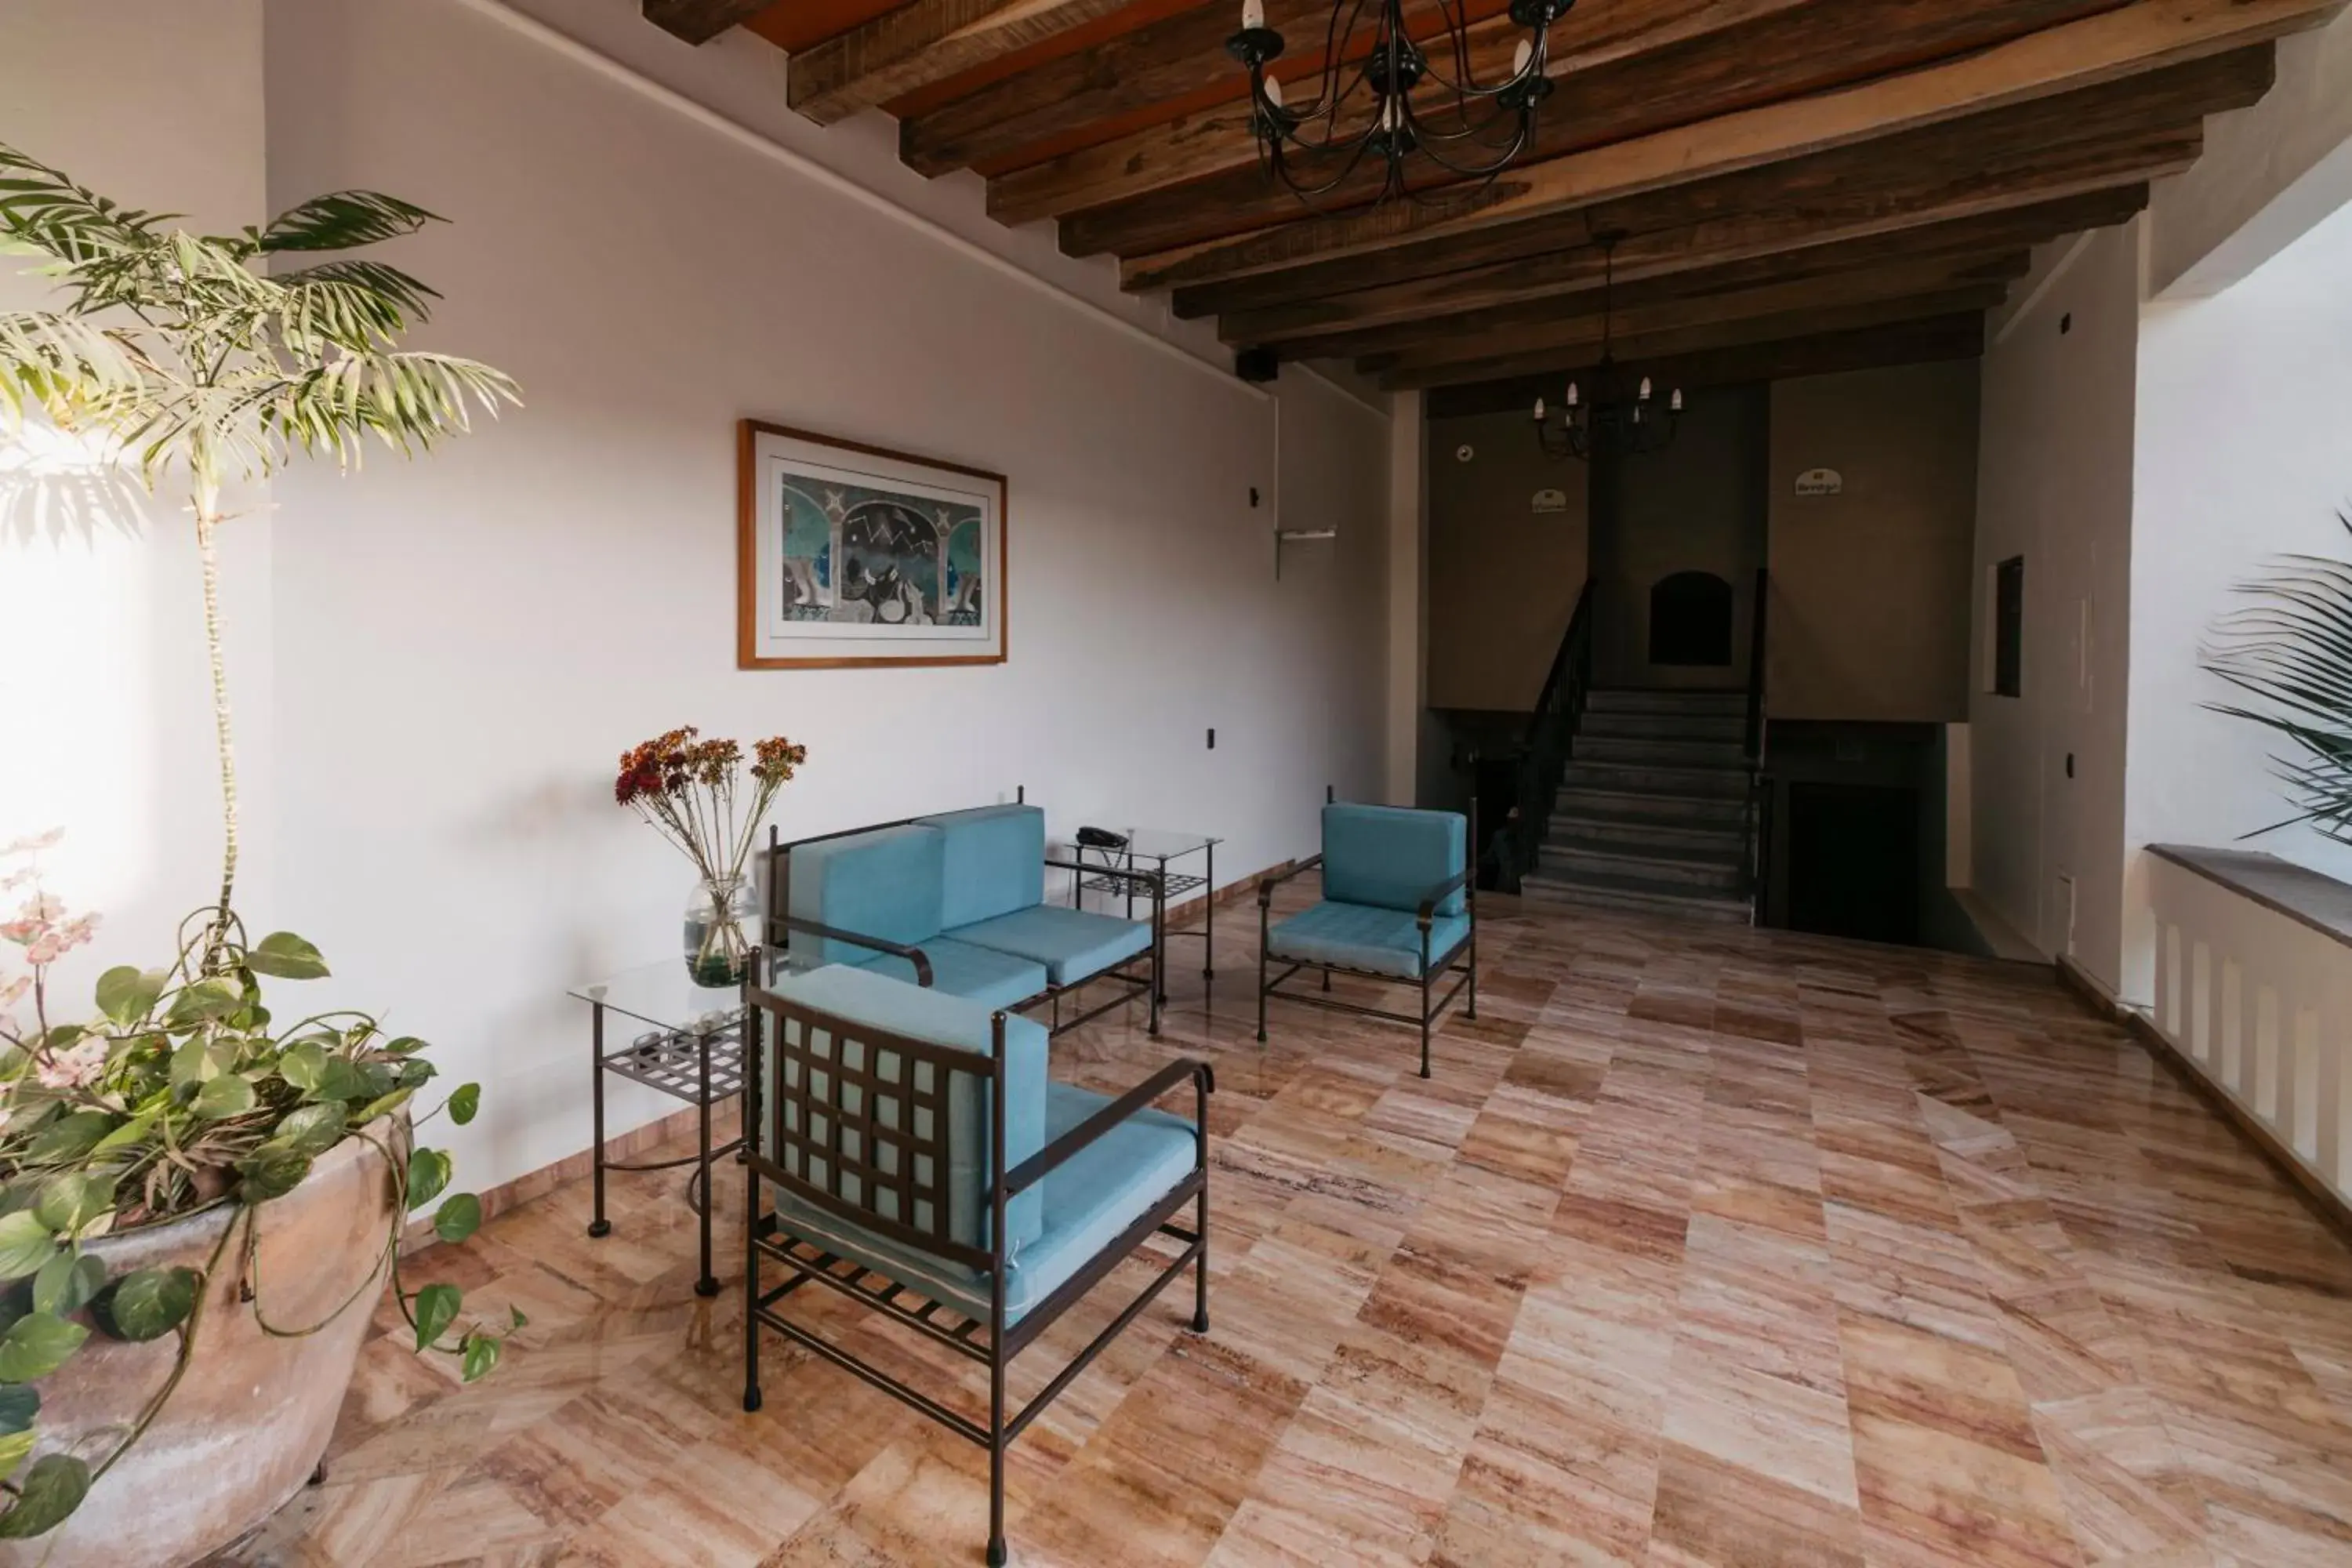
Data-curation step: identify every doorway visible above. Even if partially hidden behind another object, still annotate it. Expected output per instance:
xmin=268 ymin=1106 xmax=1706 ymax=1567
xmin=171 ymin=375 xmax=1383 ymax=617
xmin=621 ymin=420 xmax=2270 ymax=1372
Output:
xmin=1786 ymin=782 xmax=1920 ymax=945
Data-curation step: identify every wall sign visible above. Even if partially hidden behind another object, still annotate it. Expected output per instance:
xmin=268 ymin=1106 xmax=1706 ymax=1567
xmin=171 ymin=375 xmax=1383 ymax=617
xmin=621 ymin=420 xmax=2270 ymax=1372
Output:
xmin=1530 ymin=487 xmax=1569 ymax=514
xmin=1795 ymin=466 xmax=1843 ymax=496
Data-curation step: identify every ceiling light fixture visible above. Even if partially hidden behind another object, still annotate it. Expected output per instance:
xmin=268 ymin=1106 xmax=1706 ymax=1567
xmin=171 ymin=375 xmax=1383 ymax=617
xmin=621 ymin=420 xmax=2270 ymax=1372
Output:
xmin=1227 ymin=0 xmax=1572 ymax=207
xmin=1533 ymin=235 xmax=1682 ymax=462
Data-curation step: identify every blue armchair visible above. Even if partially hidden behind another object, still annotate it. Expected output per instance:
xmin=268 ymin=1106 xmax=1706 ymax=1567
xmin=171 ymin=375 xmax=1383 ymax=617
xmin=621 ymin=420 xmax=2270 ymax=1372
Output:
xmin=741 ymin=963 xmax=1212 ymax=1567
xmin=1257 ymin=801 xmax=1478 ymax=1077
xmin=766 ymin=802 xmax=1163 ymax=1035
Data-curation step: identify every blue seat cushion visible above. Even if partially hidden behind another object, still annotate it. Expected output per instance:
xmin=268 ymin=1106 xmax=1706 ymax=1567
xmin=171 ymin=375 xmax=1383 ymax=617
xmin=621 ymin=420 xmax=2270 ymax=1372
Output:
xmin=854 ymin=937 xmax=1046 ymax=1011
xmin=1322 ymin=804 xmax=1467 ymax=916
xmin=786 ymin=824 xmax=945 ymax=966
xmin=761 ymin=964 xmax=1048 ymax=1251
xmin=949 ymin=905 xmax=1152 ymax=988
xmin=916 ymin=804 xmax=1046 ymax=929
xmin=1267 ymin=899 xmax=1472 ymax=980
xmin=768 ymin=1080 xmax=1196 ymax=1324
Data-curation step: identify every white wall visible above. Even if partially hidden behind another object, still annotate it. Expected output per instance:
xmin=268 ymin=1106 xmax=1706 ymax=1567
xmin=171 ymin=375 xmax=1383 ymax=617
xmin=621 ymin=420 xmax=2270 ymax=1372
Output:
xmin=0 ymin=3 xmax=279 ymax=990
xmin=4 ymin=0 xmax=1395 ymax=1192
xmin=1968 ymin=223 xmax=2141 ymax=993
xmin=2125 ymin=195 xmax=2352 ymax=1003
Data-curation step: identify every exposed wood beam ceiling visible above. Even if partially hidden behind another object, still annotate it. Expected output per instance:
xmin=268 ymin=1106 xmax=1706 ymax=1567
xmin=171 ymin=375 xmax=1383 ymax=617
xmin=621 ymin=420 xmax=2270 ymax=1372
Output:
xmin=663 ymin=0 xmax=2342 ymax=390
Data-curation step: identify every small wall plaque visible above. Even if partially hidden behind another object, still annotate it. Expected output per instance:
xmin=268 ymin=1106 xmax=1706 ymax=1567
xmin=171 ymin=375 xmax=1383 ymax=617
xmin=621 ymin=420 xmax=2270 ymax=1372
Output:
xmin=1795 ymin=466 xmax=1843 ymax=496
xmin=1531 ymin=487 xmax=1569 ymax=514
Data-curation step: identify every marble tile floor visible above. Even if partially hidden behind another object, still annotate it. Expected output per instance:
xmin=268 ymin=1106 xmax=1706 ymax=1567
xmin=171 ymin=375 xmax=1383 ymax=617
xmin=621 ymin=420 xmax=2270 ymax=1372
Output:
xmin=222 ymin=887 xmax=2352 ymax=1567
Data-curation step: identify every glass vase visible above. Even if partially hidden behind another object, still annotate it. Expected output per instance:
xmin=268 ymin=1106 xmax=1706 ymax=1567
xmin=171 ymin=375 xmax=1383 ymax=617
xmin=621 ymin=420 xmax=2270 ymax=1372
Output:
xmin=683 ymin=873 xmax=757 ymax=989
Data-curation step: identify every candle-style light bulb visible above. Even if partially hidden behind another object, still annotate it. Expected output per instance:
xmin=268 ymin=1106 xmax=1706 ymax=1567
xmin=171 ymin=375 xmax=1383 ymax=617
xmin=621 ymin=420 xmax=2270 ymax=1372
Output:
xmin=1382 ymin=96 xmax=1399 ymax=131
xmin=1670 ymin=388 xmax=1684 ymax=412
xmin=1242 ymin=0 xmax=1265 ymax=30
xmin=1566 ymin=383 xmax=1580 ymax=408
xmin=1639 ymin=376 xmax=1653 ymax=401
xmin=1533 ymin=396 xmax=1546 ymax=421
xmin=1264 ymin=72 xmax=1283 ymax=107
xmin=1512 ymin=38 xmax=1534 ymax=75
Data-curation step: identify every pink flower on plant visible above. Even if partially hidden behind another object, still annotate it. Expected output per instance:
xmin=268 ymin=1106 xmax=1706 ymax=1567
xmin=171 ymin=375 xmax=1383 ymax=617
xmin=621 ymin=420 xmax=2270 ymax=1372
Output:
xmin=0 ymin=830 xmax=62 ymax=858
xmin=34 ymin=1036 xmax=107 ymax=1091
xmin=24 ymin=913 xmax=97 ymax=966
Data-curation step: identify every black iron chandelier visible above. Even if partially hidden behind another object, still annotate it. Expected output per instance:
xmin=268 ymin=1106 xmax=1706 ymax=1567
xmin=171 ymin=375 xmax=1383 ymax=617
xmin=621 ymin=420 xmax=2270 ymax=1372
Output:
xmin=1226 ymin=0 xmax=1573 ymax=206
xmin=1533 ymin=238 xmax=1682 ymax=462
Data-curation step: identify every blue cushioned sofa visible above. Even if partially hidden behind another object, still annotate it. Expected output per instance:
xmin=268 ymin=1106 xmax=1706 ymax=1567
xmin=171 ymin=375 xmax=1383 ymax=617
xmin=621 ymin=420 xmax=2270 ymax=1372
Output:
xmin=741 ymin=962 xmax=1212 ymax=1567
xmin=766 ymin=803 xmax=1163 ymax=1036
xmin=1257 ymin=800 xmax=1479 ymax=1077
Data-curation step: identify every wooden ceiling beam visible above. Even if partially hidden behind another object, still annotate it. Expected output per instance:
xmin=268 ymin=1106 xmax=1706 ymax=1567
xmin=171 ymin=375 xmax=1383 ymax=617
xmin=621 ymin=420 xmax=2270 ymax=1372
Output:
xmin=642 ymin=0 xmax=776 ymax=45
xmin=1381 ymin=287 xmax=2010 ymax=389
xmin=1424 ymin=314 xmax=1987 ymax=416
xmin=895 ymin=0 xmax=1497 ymax=176
xmin=1057 ymin=0 xmax=2125 ymax=260
xmin=1247 ymin=186 xmax=2147 ymax=354
xmin=1121 ymin=0 xmax=2322 ymax=296
xmin=1359 ymin=258 xmax=2027 ymax=377
xmin=984 ymin=0 xmax=1813 ymax=226
xmin=1163 ymin=51 xmax=2243 ymax=321
xmin=788 ymin=0 xmax=1136 ymax=125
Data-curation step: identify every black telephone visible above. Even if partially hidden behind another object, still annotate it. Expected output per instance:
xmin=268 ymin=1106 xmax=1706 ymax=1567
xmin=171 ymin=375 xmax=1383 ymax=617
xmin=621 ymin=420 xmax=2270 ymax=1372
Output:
xmin=1075 ymin=826 xmax=1129 ymax=850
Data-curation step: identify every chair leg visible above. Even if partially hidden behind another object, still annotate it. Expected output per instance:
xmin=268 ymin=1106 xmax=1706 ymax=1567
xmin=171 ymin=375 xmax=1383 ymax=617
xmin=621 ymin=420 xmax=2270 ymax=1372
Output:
xmin=1192 ymin=1181 xmax=1210 ymax=1334
xmin=1255 ymin=909 xmax=1269 ymax=1045
xmin=742 ymin=1174 xmax=762 ymax=1414
xmin=1321 ymin=966 xmax=1331 ymax=992
xmin=1466 ymin=921 xmax=1479 ymax=1022
xmin=986 ymin=1367 xmax=1007 ymax=1567
xmin=1419 ymin=971 xmax=1432 ymax=1080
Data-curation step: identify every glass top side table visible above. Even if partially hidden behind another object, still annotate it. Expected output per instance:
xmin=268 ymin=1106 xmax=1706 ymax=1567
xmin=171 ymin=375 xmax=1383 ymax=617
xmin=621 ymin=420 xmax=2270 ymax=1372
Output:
xmin=1077 ymin=829 xmax=1222 ymax=992
xmin=568 ymin=948 xmax=814 ymax=1298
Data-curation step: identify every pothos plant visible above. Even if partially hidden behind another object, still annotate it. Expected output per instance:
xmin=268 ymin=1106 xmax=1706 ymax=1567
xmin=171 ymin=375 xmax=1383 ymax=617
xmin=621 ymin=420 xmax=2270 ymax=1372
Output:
xmin=0 ymin=143 xmax=521 ymax=1538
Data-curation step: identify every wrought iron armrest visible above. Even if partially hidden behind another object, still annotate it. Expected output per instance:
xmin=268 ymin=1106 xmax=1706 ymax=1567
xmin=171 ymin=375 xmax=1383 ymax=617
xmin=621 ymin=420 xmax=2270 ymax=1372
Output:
xmin=1258 ymin=855 xmax=1324 ymax=908
xmin=1042 ymin=858 xmax=1166 ymax=900
xmin=1000 ymin=1057 xmax=1214 ymax=1198
xmin=1415 ymin=866 xmax=1472 ymax=931
xmin=770 ymin=914 xmax=935 ymax=987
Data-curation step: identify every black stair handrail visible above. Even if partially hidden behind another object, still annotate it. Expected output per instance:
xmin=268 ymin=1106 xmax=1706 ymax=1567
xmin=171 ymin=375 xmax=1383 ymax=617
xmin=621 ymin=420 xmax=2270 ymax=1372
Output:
xmin=1743 ymin=566 xmax=1770 ymax=916
xmin=1490 ymin=577 xmax=1597 ymax=892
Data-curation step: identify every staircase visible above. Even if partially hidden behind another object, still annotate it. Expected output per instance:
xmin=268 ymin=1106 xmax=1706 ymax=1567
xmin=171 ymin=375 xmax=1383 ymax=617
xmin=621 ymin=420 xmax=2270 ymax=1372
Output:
xmin=1520 ymin=688 xmax=1756 ymax=924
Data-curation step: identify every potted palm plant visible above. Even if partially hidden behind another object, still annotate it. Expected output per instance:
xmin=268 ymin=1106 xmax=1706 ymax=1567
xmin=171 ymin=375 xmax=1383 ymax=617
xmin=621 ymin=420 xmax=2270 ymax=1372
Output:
xmin=0 ymin=143 xmax=521 ymax=1563
xmin=2204 ymin=514 xmax=2352 ymax=844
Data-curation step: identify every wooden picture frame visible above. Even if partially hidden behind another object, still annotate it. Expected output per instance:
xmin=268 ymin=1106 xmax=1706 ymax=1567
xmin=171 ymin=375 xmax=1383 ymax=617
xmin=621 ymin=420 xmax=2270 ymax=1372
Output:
xmin=736 ymin=419 xmax=1009 ymax=670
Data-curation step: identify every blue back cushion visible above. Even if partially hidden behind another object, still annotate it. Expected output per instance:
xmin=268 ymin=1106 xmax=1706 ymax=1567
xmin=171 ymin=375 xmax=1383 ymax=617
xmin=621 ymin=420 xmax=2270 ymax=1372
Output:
xmin=1321 ymin=803 xmax=1467 ymax=916
xmin=765 ymin=964 xmax=1046 ymax=1251
xmin=916 ymin=804 xmax=1045 ymax=929
xmin=786 ymin=824 xmax=945 ymax=965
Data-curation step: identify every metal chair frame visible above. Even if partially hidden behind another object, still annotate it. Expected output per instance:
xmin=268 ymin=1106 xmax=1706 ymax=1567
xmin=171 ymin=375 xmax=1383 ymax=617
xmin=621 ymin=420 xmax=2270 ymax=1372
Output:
xmin=739 ymin=975 xmax=1213 ymax=1567
xmin=1254 ymin=797 xmax=1479 ymax=1079
xmin=765 ymin=815 xmax=1166 ymax=1037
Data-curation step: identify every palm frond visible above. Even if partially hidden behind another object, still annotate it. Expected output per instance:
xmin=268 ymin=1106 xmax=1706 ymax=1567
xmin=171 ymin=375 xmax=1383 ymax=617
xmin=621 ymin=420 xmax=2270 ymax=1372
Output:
xmin=2201 ymin=512 xmax=2352 ymax=842
xmin=0 ymin=143 xmax=167 ymax=272
xmin=265 ymin=351 xmax=520 ymax=466
xmin=0 ymin=310 xmax=139 ymax=427
xmin=274 ymin=259 xmax=441 ymax=353
xmin=238 ymin=191 xmax=440 ymax=256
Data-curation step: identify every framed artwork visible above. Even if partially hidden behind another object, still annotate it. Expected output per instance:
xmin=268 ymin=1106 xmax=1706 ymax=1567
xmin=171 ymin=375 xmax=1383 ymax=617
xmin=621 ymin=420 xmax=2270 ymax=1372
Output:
xmin=736 ymin=419 xmax=1007 ymax=669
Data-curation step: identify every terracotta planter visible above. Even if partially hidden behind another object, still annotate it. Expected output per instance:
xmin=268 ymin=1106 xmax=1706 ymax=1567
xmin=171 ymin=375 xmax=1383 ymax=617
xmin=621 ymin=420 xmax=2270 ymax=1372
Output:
xmin=0 ymin=1121 xmax=403 ymax=1568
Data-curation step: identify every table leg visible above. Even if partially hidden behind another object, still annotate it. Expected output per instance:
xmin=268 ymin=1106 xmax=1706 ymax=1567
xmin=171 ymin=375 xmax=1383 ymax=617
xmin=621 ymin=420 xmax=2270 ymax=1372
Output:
xmin=588 ymin=1004 xmax=611 ymax=1239
xmin=695 ymin=1028 xmax=719 ymax=1298
xmin=1203 ymin=841 xmax=1216 ymax=979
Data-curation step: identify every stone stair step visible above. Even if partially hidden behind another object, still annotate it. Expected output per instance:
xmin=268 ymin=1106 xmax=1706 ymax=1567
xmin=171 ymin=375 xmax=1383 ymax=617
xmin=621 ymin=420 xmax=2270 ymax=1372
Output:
xmin=1520 ymin=869 xmax=1754 ymax=924
xmin=1583 ymin=688 xmax=1749 ymax=717
xmin=1579 ymin=710 xmax=1748 ymax=743
xmin=1576 ymin=735 xmax=1750 ymax=768
xmin=1562 ymin=760 xmax=1751 ymax=800
xmin=1540 ymin=841 xmax=1745 ymax=893
xmin=1546 ymin=817 xmax=1746 ymax=857
xmin=1554 ymin=786 xmax=1748 ymax=826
